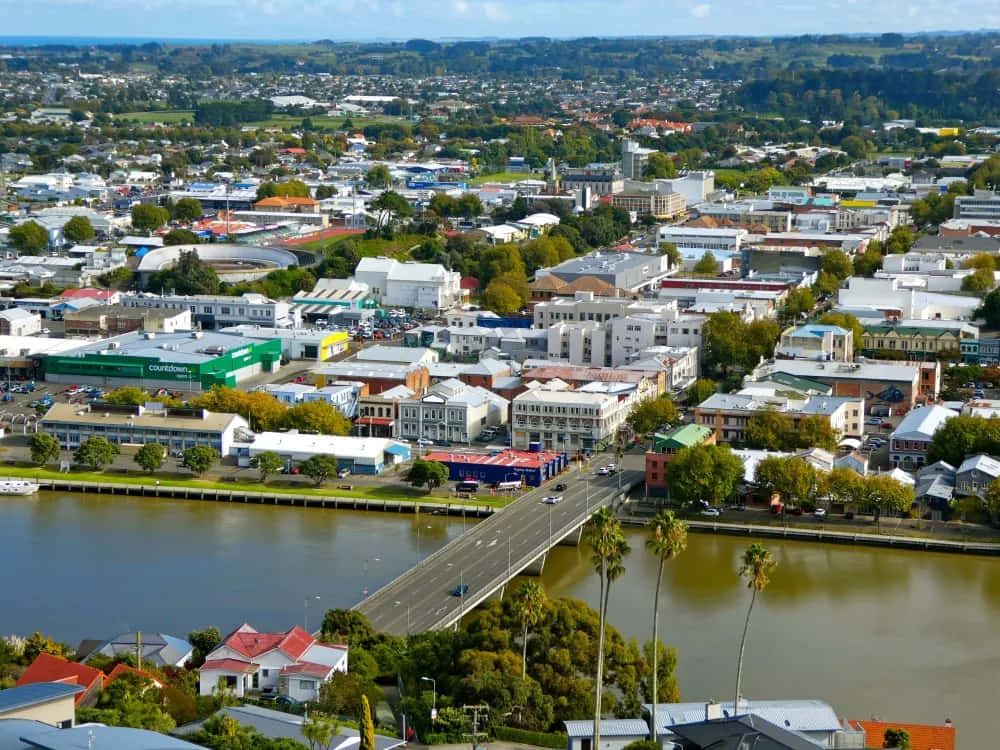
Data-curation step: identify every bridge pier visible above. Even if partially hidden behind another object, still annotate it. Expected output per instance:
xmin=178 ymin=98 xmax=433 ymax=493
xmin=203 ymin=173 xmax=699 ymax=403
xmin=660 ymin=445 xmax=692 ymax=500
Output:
xmin=557 ymin=527 xmax=582 ymax=546
xmin=522 ymin=552 xmax=546 ymax=576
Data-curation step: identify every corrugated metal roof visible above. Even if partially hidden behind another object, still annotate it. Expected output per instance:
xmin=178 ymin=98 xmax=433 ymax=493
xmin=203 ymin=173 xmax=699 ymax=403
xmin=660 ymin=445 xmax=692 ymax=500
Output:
xmin=645 ymin=700 xmax=840 ymax=732
xmin=0 ymin=683 xmax=84 ymax=712
xmin=563 ymin=719 xmax=649 ymax=738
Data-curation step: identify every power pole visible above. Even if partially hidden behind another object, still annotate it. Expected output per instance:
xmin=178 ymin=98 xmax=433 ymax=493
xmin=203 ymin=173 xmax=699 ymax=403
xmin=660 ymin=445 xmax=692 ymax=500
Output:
xmin=462 ymin=704 xmax=489 ymax=750
xmin=136 ymin=630 xmax=142 ymax=672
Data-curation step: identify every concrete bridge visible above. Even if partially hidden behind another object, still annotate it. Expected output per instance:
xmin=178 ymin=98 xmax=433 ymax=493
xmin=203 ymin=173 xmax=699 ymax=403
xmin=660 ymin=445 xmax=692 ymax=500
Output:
xmin=356 ymin=467 xmax=644 ymax=636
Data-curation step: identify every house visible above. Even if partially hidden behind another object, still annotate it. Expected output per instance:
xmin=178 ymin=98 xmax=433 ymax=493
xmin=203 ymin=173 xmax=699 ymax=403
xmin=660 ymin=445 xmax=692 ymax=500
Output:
xmin=915 ymin=462 xmax=956 ymax=517
xmin=776 ymin=324 xmax=853 ymax=362
xmin=0 ymin=309 xmax=42 ymax=337
xmin=889 ymin=405 xmax=955 ymax=469
xmin=397 ymin=378 xmax=509 ymax=444
xmin=665 ymin=712 xmax=863 ymax=750
xmin=15 ymin=654 xmax=104 ymax=706
xmin=834 ymin=450 xmax=868 ymax=476
xmin=0 ymin=720 xmax=206 ymax=749
xmin=0 ymin=684 xmax=84 ymax=727
xmin=563 ymin=719 xmax=649 ymax=750
xmin=645 ymin=424 xmax=716 ymax=493
xmin=696 ymin=389 xmax=863 ymax=443
xmin=955 ymin=453 xmax=1000 ymax=498
xmin=91 ymin=632 xmax=193 ymax=668
xmin=199 ymin=624 xmax=347 ymax=702
xmin=846 ymin=719 xmax=955 ymax=750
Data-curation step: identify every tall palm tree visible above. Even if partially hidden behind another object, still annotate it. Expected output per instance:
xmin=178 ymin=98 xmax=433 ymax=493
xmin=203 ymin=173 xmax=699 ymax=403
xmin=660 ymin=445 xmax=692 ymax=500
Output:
xmin=584 ymin=507 xmax=630 ymax=750
xmin=512 ymin=580 xmax=546 ymax=680
xmin=734 ymin=543 xmax=777 ymax=716
xmin=645 ymin=511 xmax=687 ymax=743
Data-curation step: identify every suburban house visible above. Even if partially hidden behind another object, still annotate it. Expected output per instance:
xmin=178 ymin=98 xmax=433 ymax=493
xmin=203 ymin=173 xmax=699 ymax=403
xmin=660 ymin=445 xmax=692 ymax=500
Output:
xmin=91 ymin=632 xmax=193 ymax=668
xmin=889 ymin=404 xmax=955 ymax=469
xmin=198 ymin=624 xmax=347 ymax=702
xmin=0 ymin=683 xmax=84 ymax=728
xmin=955 ymin=454 xmax=1000 ymax=498
xmin=15 ymin=654 xmax=105 ymax=706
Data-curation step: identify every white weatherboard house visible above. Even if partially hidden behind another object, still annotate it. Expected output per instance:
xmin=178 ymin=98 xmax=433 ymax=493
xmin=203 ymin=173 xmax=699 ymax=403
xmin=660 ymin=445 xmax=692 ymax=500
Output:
xmin=889 ymin=404 xmax=955 ymax=469
xmin=199 ymin=624 xmax=347 ymax=702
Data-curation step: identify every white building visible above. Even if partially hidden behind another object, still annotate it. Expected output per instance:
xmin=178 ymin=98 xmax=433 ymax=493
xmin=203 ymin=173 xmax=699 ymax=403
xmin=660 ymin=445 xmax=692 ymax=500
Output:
xmin=889 ymin=404 xmax=955 ymax=469
xmin=511 ymin=382 xmax=635 ymax=452
xmin=776 ymin=324 xmax=853 ymax=362
xmin=0 ymin=308 xmax=42 ymax=337
xmin=657 ymin=226 xmax=747 ymax=251
xmin=836 ymin=277 xmax=981 ymax=321
xmin=122 ymin=292 xmax=298 ymax=329
xmin=199 ymin=623 xmax=347 ymax=702
xmin=397 ymin=378 xmax=508 ymax=444
xmin=219 ymin=325 xmax=350 ymax=362
xmin=231 ymin=432 xmax=410 ymax=474
xmin=354 ymin=257 xmax=462 ymax=310
xmin=262 ymin=383 xmax=316 ymax=405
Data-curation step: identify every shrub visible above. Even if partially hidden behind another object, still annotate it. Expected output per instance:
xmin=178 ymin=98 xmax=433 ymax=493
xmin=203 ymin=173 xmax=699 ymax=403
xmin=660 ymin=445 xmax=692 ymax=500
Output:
xmin=494 ymin=727 xmax=568 ymax=749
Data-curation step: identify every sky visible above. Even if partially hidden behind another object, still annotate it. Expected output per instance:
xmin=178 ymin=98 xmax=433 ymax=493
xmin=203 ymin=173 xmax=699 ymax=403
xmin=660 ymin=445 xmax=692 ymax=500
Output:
xmin=0 ymin=0 xmax=999 ymax=41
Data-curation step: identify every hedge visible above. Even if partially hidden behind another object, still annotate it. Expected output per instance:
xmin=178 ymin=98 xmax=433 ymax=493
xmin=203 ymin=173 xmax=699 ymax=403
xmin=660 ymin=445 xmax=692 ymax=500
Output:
xmin=494 ymin=726 xmax=568 ymax=749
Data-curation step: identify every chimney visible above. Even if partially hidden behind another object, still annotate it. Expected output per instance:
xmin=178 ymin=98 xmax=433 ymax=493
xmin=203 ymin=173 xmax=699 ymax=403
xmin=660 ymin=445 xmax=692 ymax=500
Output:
xmin=705 ymin=701 xmax=723 ymax=721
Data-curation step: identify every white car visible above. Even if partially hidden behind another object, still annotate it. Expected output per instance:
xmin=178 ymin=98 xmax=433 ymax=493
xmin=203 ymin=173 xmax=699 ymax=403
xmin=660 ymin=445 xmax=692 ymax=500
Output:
xmin=606 ymin=463 xmax=616 ymax=471
xmin=866 ymin=417 xmax=883 ymax=425
xmin=542 ymin=495 xmax=563 ymax=504
xmin=814 ymin=508 xmax=827 ymax=517
xmin=417 ymin=438 xmax=434 ymax=446
xmin=700 ymin=508 xmax=721 ymax=517
xmin=597 ymin=467 xmax=610 ymax=476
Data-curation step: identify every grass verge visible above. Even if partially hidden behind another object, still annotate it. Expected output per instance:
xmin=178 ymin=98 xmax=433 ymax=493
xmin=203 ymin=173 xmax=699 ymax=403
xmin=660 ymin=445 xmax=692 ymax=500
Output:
xmin=4 ymin=465 xmax=510 ymax=509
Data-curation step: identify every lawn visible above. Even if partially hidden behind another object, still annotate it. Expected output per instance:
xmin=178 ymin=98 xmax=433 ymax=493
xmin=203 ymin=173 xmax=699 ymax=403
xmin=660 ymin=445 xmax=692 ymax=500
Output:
xmin=5 ymin=465 xmax=510 ymax=509
xmin=299 ymin=232 xmax=428 ymax=258
xmin=468 ymin=171 xmax=540 ymax=186
xmin=116 ymin=110 xmax=195 ymax=124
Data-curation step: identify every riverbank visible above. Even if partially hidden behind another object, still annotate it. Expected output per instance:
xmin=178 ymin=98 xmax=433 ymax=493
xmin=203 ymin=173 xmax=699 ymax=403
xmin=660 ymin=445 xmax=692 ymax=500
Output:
xmin=3 ymin=466 xmax=510 ymax=514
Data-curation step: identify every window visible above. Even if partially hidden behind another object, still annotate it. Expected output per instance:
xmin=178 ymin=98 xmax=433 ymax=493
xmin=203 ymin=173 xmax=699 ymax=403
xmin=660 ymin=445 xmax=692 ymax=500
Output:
xmin=299 ymin=680 xmax=315 ymax=690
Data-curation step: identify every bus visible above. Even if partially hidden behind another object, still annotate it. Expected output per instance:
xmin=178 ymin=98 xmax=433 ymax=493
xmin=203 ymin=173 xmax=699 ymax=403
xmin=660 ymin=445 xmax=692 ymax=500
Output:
xmin=456 ymin=479 xmax=480 ymax=493
xmin=495 ymin=479 xmax=523 ymax=491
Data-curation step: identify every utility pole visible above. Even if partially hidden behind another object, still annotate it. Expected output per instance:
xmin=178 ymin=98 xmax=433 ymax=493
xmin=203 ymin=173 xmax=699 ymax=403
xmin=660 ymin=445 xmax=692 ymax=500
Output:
xmin=462 ymin=704 xmax=489 ymax=750
xmin=136 ymin=630 xmax=142 ymax=672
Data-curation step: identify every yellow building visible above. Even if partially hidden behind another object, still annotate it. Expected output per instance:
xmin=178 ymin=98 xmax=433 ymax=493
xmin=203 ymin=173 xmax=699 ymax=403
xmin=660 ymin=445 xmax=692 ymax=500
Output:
xmin=861 ymin=323 xmax=973 ymax=360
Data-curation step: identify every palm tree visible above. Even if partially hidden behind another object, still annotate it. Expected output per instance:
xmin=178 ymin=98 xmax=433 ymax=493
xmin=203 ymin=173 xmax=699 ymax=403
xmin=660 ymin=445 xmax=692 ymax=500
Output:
xmin=512 ymin=580 xmax=546 ymax=680
xmin=734 ymin=543 xmax=777 ymax=716
xmin=584 ymin=507 xmax=630 ymax=750
xmin=646 ymin=511 xmax=687 ymax=743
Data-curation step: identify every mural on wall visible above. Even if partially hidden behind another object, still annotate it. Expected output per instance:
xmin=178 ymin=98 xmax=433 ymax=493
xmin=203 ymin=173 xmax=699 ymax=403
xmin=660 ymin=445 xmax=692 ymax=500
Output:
xmin=866 ymin=385 xmax=905 ymax=403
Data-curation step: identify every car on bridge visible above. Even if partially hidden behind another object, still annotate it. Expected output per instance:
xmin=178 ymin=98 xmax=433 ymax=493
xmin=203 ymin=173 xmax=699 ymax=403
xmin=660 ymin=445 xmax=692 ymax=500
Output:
xmin=700 ymin=508 xmax=721 ymax=517
xmin=554 ymin=483 xmax=567 ymax=491
xmin=451 ymin=583 xmax=469 ymax=597
xmin=597 ymin=467 xmax=610 ymax=475
xmin=542 ymin=494 xmax=563 ymax=504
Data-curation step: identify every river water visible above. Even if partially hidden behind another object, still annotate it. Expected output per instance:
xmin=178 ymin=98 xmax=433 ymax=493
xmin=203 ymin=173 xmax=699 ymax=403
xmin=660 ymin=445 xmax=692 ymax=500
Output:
xmin=2 ymin=493 xmax=995 ymax=745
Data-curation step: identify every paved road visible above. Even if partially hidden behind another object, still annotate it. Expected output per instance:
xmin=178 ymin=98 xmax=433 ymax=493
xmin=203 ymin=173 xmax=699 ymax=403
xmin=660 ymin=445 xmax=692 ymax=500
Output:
xmin=358 ymin=462 xmax=644 ymax=636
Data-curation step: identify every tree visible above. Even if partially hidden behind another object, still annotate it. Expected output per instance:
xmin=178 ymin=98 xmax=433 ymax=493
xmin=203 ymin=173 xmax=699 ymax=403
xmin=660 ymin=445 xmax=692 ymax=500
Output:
xmin=982 ymin=477 xmax=1000 ymax=527
xmin=781 ymin=287 xmax=816 ymax=320
xmin=408 ymin=459 xmax=449 ymax=491
xmin=30 ymin=432 xmax=61 ymax=466
xmin=370 ymin=191 xmax=413 ymax=235
xmin=745 ymin=408 xmax=794 ymax=450
xmin=182 ymin=445 xmax=219 ymax=475
xmin=693 ymin=252 xmax=718 ymax=275
xmin=163 ymin=229 xmax=200 ymax=246
xmin=254 ymin=451 xmax=284 ymax=482
xmin=840 ymin=135 xmax=868 ymax=159
xmin=320 ymin=610 xmax=377 ymax=647
xmin=8 ymin=221 xmax=49 ymax=254
xmin=658 ymin=242 xmax=681 ymax=268
xmin=665 ymin=444 xmax=744 ymax=507
xmin=135 ymin=443 xmax=166 ymax=473
xmin=282 ymin=400 xmax=351 ymax=435
xmin=187 ymin=626 xmax=222 ymax=668
xmin=366 ymin=164 xmax=391 ymax=188
xmin=688 ymin=378 xmax=717 ymax=405
xmin=962 ymin=268 xmax=995 ymax=293
xmin=645 ymin=511 xmax=687 ymax=744
xmin=627 ymin=397 xmax=679 ymax=436
xmin=584 ymin=507 xmax=630 ymax=750
xmin=131 ymin=204 xmax=170 ymax=233
xmin=796 ymin=414 xmax=838 ymax=451
xmin=302 ymin=712 xmax=339 ymax=750
xmin=23 ymin=631 xmax=70 ymax=662
xmin=74 ymin=436 xmax=119 ymax=470
xmin=300 ymin=455 xmax=339 ymax=486
xmin=512 ymin=581 xmax=546 ymax=680
xmin=926 ymin=415 xmax=1000 ymax=466
xmin=644 ymin=152 xmax=677 ymax=179
xmin=78 ymin=671 xmax=176 ymax=733
xmin=105 ymin=386 xmax=149 ymax=406
xmin=173 ymin=197 xmax=203 ymax=223
xmin=964 ymin=253 xmax=997 ymax=273
xmin=883 ymin=727 xmax=911 ymax=749
xmin=886 ymin=225 xmax=915 ymax=254
xmin=824 ymin=466 xmax=861 ymax=509
xmin=734 ymin=543 xmax=777 ymax=715
xmin=63 ymin=215 xmax=95 ymax=243
xmin=147 ymin=249 xmax=220 ymax=295
xmin=359 ymin=695 xmax=375 ymax=750
xmin=754 ymin=455 xmax=821 ymax=510
xmin=977 ymin=287 xmax=1000 ymax=329
xmin=862 ymin=474 xmax=914 ymax=532
xmin=818 ymin=312 xmax=864 ymax=350
xmin=481 ymin=279 xmax=523 ymax=315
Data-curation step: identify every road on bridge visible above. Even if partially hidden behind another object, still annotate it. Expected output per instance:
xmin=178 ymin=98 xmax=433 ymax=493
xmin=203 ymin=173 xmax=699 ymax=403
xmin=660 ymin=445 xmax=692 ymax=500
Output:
xmin=357 ymin=461 xmax=644 ymax=636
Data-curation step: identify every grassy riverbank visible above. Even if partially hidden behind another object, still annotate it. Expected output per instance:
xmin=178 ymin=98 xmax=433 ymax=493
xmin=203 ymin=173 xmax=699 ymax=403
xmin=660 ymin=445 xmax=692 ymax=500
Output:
xmin=5 ymin=465 xmax=512 ymax=509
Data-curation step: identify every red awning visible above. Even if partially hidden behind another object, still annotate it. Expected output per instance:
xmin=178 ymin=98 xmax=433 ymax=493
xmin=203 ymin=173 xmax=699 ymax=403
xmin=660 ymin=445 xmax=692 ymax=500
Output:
xmin=356 ymin=417 xmax=394 ymax=426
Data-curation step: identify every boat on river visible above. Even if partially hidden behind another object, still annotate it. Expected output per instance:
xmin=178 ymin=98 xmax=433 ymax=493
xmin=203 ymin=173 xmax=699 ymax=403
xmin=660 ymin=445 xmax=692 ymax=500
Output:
xmin=0 ymin=479 xmax=39 ymax=496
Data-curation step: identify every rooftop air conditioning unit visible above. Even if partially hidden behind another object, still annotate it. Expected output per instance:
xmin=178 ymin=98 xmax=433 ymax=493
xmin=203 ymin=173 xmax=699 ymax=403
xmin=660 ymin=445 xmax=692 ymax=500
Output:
xmin=144 ymin=332 xmax=156 ymax=340
xmin=191 ymin=331 xmax=203 ymax=339
xmin=108 ymin=341 xmax=121 ymax=350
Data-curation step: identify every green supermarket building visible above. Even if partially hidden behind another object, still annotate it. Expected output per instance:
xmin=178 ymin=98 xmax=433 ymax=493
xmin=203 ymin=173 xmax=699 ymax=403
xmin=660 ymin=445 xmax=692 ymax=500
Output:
xmin=41 ymin=330 xmax=282 ymax=392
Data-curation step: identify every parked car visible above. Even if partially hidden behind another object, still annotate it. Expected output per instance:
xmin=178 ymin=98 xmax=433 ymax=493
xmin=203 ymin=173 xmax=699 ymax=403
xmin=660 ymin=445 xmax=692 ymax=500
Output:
xmin=417 ymin=438 xmax=434 ymax=446
xmin=337 ymin=468 xmax=351 ymax=479
xmin=866 ymin=417 xmax=883 ymax=425
xmin=814 ymin=508 xmax=827 ymax=517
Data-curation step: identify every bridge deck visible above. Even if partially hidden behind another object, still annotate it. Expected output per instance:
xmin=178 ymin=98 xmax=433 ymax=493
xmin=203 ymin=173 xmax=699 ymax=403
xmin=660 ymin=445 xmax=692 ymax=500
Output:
xmin=357 ymin=467 xmax=644 ymax=635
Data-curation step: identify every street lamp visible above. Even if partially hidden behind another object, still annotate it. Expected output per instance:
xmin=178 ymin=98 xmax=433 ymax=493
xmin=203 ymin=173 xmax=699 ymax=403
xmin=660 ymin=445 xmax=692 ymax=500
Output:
xmin=304 ymin=595 xmax=320 ymax=634
xmin=420 ymin=676 xmax=437 ymax=720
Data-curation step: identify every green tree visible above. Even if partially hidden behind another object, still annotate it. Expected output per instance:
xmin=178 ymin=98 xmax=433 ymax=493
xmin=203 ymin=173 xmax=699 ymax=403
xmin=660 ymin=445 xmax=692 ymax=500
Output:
xmin=643 ymin=152 xmax=677 ymax=179
xmin=745 ymin=408 xmax=795 ymax=450
xmin=862 ymin=474 xmax=914 ymax=532
xmin=173 ymin=197 xmax=203 ymax=223
xmin=781 ymin=287 xmax=816 ymax=321
xmin=163 ymin=228 xmax=200 ymax=246
xmin=926 ymin=415 xmax=1000 ymax=466
xmin=627 ymin=397 xmax=679 ymax=436
xmin=79 ymin=672 xmax=176 ymax=733
xmin=645 ymin=511 xmax=686 ymax=744
xmin=370 ymin=191 xmax=413 ymax=235
xmin=254 ymin=451 xmax=284 ymax=482
xmin=818 ymin=312 xmax=864 ymax=349
xmin=665 ymin=444 xmax=743 ymax=507
xmin=982 ymin=477 xmax=1000 ymax=527
xmin=820 ymin=249 xmax=853 ymax=279
xmin=964 ymin=252 xmax=997 ymax=272
xmin=300 ymin=455 xmax=340 ymax=486
xmin=796 ymin=414 xmax=838 ymax=451
xmin=282 ymin=400 xmax=351 ymax=435
xmin=105 ymin=386 xmax=149 ymax=406
xmin=584 ymin=507 xmax=630 ymax=750
xmin=74 ymin=436 xmax=119 ymax=470
xmin=693 ymin=252 xmax=718 ymax=275
xmin=812 ymin=271 xmax=842 ymax=298
xmin=30 ymin=432 xmax=61 ymax=466
xmin=8 ymin=221 xmax=49 ymax=254
xmin=482 ymin=279 xmax=523 ymax=315
xmin=734 ymin=543 xmax=777 ymax=715
xmin=824 ymin=466 xmax=862 ymax=510
xmin=512 ymin=581 xmax=546 ymax=680
xmin=840 ymin=135 xmax=868 ymax=159
xmin=408 ymin=459 xmax=449 ymax=491
xmin=187 ymin=626 xmax=222 ymax=668
xmin=359 ymin=695 xmax=375 ymax=750
xmin=883 ymin=727 xmax=911 ymax=749
xmin=688 ymin=378 xmax=717 ymax=405
xmin=131 ymin=203 xmax=170 ymax=233
xmin=135 ymin=443 xmax=167 ymax=473
xmin=23 ymin=631 xmax=70 ymax=662
xmin=147 ymin=249 xmax=220 ymax=295
xmin=977 ymin=287 xmax=1000 ymax=328
xmin=182 ymin=445 xmax=220 ymax=475
xmin=962 ymin=267 xmax=995 ymax=293
xmin=62 ymin=215 xmax=95 ymax=243
xmin=366 ymin=165 xmax=391 ymax=188
xmin=886 ymin=225 xmax=915 ymax=254
xmin=302 ymin=712 xmax=339 ymax=750
xmin=754 ymin=455 xmax=821 ymax=509
xmin=658 ymin=242 xmax=681 ymax=268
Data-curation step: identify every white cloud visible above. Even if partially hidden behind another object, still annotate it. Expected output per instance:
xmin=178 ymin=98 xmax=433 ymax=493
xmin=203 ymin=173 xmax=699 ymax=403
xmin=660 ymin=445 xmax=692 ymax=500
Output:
xmin=453 ymin=0 xmax=469 ymax=12
xmin=690 ymin=3 xmax=711 ymax=17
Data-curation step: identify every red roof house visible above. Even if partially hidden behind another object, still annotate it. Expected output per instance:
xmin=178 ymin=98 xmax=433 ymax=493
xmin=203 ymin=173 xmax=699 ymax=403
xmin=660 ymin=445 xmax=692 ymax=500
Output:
xmin=105 ymin=663 xmax=165 ymax=689
xmin=15 ymin=653 xmax=105 ymax=704
xmin=847 ymin=720 xmax=955 ymax=750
